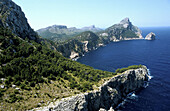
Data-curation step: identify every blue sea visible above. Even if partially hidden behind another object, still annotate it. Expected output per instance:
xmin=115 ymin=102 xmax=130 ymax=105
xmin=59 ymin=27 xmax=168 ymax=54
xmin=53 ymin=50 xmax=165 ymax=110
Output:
xmin=77 ymin=27 xmax=170 ymax=111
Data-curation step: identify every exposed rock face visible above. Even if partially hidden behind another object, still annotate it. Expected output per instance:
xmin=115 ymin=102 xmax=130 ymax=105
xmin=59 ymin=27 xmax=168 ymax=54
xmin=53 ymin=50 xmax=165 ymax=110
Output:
xmin=82 ymin=41 xmax=89 ymax=52
xmin=34 ymin=66 xmax=149 ymax=111
xmin=145 ymin=32 xmax=156 ymax=40
xmin=37 ymin=17 xmax=144 ymax=59
xmin=0 ymin=0 xmax=37 ymax=40
xmin=56 ymin=31 xmax=101 ymax=58
xmin=70 ymin=51 xmax=79 ymax=59
xmin=102 ymin=18 xmax=143 ymax=41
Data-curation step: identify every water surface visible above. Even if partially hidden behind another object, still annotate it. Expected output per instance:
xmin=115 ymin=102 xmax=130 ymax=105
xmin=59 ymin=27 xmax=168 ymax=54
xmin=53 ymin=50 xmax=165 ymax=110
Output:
xmin=77 ymin=27 xmax=170 ymax=111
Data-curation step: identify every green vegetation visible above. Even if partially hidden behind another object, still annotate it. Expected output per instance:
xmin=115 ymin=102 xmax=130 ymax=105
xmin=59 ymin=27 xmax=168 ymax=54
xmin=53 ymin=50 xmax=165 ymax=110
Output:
xmin=0 ymin=27 xmax=143 ymax=110
xmin=0 ymin=27 xmax=113 ymax=110
xmin=38 ymin=29 xmax=79 ymax=43
xmin=115 ymin=65 xmax=143 ymax=73
xmin=0 ymin=27 xmax=114 ymax=90
xmin=54 ymin=31 xmax=103 ymax=58
xmin=122 ymin=30 xmax=138 ymax=38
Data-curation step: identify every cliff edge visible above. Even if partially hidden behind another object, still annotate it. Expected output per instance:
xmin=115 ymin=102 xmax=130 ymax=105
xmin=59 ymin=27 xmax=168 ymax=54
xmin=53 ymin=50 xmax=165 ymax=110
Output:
xmin=34 ymin=66 xmax=149 ymax=111
xmin=0 ymin=0 xmax=37 ymax=40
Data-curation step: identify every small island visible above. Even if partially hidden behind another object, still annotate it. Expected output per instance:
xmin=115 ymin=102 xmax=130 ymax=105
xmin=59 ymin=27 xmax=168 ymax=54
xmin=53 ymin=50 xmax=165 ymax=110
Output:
xmin=145 ymin=32 xmax=156 ymax=40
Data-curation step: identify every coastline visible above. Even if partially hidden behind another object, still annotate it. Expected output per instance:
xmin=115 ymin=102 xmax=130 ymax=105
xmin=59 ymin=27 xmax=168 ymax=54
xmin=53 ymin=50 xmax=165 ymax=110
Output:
xmin=33 ymin=66 xmax=149 ymax=111
xmin=72 ymin=37 xmax=144 ymax=61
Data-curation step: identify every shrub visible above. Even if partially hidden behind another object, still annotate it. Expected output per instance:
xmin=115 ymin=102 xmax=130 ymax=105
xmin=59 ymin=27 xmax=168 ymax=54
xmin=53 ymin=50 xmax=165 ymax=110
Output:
xmin=20 ymin=83 xmax=26 ymax=89
xmin=15 ymin=81 xmax=21 ymax=86
xmin=30 ymin=81 xmax=35 ymax=87
xmin=35 ymin=84 xmax=40 ymax=90
xmin=115 ymin=65 xmax=143 ymax=73
xmin=14 ymin=89 xmax=19 ymax=94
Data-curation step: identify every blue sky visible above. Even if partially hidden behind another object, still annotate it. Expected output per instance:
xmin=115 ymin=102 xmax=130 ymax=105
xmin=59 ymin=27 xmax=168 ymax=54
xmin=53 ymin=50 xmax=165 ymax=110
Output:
xmin=13 ymin=0 xmax=170 ymax=30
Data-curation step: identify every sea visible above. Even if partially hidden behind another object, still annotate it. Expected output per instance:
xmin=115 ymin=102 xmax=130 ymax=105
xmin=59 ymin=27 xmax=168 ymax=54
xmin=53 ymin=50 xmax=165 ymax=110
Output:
xmin=77 ymin=27 xmax=170 ymax=111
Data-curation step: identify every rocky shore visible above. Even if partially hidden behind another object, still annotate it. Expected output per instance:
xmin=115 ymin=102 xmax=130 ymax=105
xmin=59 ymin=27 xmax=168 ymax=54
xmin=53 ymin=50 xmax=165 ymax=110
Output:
xmin=33 ymin=66 xmax=149 ymax=111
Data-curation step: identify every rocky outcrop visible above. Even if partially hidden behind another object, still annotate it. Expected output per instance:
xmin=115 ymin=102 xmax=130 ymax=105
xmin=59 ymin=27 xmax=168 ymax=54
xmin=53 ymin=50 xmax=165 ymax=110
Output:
xmin=102 ymin=18 xmax=144 ymax=41
xmin=145 ymin=32 xmax=156 ymax=40
xmin=70 ymin=51 xmax=79 ymax=59
xmin=0 ymin=0 xmax=37 ymax=40
xmin=34 ymin=66 xmax=149 ymax=111
xmin=55 ymin=31 xmax=101 ymax=59
xmin=82 ymin=41 xmax=89 ymax=52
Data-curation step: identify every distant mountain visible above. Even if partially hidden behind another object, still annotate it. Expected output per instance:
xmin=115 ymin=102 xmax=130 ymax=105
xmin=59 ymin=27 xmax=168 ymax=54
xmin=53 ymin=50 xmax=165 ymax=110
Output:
xmin=36 ymin=25 xmax=103 ymax=42
xmin=81 ymin=25 xmax=103 ymax=32
xmin=55 ymin=18 xmax=143 ymax=59
xmin=98 ymin=17 xmax=143 ymax=42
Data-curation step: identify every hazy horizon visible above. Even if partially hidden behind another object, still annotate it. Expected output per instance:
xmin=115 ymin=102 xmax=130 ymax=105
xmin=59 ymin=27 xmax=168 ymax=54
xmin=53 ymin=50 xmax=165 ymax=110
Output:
xmin=12 ymin=0 xmax=170 ymax=30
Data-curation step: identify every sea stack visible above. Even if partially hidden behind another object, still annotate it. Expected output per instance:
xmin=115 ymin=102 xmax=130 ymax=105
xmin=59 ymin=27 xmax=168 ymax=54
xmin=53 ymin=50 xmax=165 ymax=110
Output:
xmin=145 ymin=32 xmax=156 ymax=40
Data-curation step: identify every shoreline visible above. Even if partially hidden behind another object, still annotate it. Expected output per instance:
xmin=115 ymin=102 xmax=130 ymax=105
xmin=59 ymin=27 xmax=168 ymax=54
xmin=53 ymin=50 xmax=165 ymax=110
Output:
xmin=73 ymin=37 xmax=144 ymax=61
xmin=33 ymin=66 xmax=149 ymax=111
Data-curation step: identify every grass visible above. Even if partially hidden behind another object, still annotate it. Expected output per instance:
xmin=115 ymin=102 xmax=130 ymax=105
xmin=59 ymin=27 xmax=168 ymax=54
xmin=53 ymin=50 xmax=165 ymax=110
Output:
xmin=0 ymin=79 xmax=81 ymax=110
xmin=0 ymin=65 xmax=144 ymax=110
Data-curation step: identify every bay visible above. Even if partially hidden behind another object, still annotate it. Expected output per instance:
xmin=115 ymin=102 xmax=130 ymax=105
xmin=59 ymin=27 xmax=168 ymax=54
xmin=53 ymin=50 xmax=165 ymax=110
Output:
xmin=77 ymin=27 xmax=170 ymax=111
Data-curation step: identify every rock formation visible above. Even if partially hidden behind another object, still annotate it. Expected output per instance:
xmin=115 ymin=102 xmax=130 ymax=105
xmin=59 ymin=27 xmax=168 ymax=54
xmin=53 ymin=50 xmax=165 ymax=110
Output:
xmin=55 ymin=18 xmax=144 ymax=59
xmin=145 ymin=32 xmax=156 ymax=40
xmin=56 ymin=31 xmax=100 ymax=58
xmin=102 ymin=17 xmax=144 ymax=42
xmin=0 ymin=0 xmax=37 ymax=40
xmin=34 ymin=66 xmax=149 ymax=111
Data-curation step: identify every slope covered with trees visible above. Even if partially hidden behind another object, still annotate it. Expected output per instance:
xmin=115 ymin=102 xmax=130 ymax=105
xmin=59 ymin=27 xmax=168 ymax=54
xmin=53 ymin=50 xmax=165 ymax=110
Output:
xmin=0 ymin=27 xmax=116 ymax=110
xmin=0 ymin=0 xmax=144 ymax=110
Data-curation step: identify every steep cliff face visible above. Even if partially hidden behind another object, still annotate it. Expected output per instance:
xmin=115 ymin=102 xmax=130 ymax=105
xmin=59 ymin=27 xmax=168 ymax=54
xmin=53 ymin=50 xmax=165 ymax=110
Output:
xmin=56 ymin=31 xmax=101 ymax=58
xmin=34 ymin=66 xmax=149 ymax=111
xmin=0 ymin=0 xmax=37 ymax=40
xmin=99 ymin=18 xmax=143 ymax=42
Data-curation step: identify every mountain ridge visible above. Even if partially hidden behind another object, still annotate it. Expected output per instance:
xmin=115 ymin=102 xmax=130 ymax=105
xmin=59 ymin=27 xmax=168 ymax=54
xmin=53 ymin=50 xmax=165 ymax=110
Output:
xmin=0 ymin=0 xmax=38 ymax=40
xmin=36 ymin=25 xmax=103 ymax=42
xmin=54 ymin=18 xmax=144 ymax=59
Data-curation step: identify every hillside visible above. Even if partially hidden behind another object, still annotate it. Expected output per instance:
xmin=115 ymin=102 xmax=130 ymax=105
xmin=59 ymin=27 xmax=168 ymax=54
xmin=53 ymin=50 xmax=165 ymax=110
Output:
xmin=0 ymin=0 xmax=122 ymax=110
xmin=98 ymin=17 xmax=143 ymax=41
xmin=0 ymin=27 xmax=117 ymax=110
xmin=0 ymin=0 xmax=38 ymax=40
xmin=55 ymin=31 xmax=103 ymax=58
xmin=37 ymin=25 xmax=102 ymax=42
xmin=0 ymin=0 xmax=147 ymax=110
xmin=55 ymin=18 xmax=143 ymax=59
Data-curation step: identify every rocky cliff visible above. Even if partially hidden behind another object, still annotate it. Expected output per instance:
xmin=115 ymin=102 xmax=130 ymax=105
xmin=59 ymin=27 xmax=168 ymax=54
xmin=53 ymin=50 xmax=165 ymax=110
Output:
xmin=99 ymin=18 xmax=143 ymax=42
xmin=55 ymin=18 xmax=144 ymax=59
xmin=145 ymin=32 xmax=156 ymax=40
xmin=0 ymin=0 xmax=37 ymax=40
xmin=34 ymin=66 xmax=149 ymax=111
xmin=56 ymin=31 xmax=101 ymax=59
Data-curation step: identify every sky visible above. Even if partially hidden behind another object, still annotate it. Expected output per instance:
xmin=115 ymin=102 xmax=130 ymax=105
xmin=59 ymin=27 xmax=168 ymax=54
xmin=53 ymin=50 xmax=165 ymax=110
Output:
xmin=12 ymin=0 xmax=170 ymax=30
